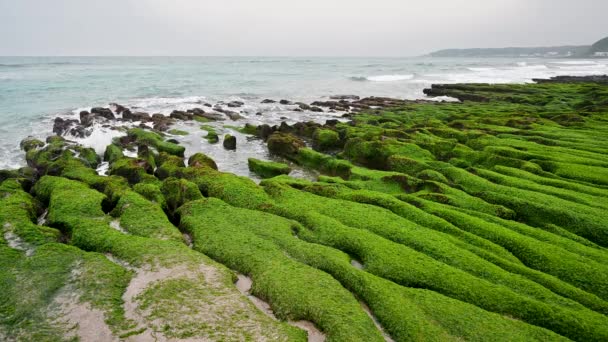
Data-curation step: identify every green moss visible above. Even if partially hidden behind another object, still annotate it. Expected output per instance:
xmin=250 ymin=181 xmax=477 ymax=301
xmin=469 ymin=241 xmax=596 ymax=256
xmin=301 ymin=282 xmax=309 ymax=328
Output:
xmin=104 ymin=144 xmax=124 ymax=163
xmin=112 ymin=190 xmax=184 ymax=242
xmin=160 ymin=178 xmax=203 ymax=215
xmin=188 ymin=153 xmax=218 ymax=170
xmin=248 ymin=158 xmax=292 ymax=178
xmin=109 ymin=157 xmax=153 ymax=185
xmin=312 ymin=128 xmax=340 ymax=151
xmin=167 ymin=129 xmax=189 ymax=136
xmin=127 ymin=128 xmax=185 ymax=157
xmin=178 ymin=198 xmax=384 ymax=341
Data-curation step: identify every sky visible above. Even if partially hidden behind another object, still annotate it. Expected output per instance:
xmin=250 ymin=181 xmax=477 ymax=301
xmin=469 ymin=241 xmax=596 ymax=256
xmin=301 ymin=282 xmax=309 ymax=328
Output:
xmin=0 ymin=0 xmax=606 ymax=56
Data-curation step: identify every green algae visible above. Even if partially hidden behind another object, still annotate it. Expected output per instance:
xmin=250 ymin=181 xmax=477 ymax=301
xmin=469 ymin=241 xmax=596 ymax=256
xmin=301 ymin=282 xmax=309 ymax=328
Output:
xmin=248 ymin=158 xmax=292 ymax=178
xmin=5 ymin=81 xmax=608 ymax=341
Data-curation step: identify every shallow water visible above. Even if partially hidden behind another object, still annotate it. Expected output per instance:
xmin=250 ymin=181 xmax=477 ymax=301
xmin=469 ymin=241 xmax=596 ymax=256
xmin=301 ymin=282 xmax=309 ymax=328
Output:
xmin=2 ymin=56 xmax=607 ymax=172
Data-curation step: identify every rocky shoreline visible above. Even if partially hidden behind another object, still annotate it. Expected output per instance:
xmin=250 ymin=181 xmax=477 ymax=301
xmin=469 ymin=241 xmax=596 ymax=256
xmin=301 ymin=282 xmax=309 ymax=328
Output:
xmin=2 ymin=77 xmax=608 ymax=341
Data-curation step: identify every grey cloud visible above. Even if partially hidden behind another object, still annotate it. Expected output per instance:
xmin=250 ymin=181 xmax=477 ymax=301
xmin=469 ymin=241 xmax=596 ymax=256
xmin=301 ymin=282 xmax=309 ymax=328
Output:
xmin=0 ymin=0 xmax=606 ymax=56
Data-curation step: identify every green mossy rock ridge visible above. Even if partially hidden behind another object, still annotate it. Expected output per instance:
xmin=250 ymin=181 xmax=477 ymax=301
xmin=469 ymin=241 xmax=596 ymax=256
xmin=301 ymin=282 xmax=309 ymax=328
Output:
xmin=4 ymin=81 xmax=608 ymax=341
xmin=248 ymin=158 xmax=292 ymax=178
xmin=312 ymin=128 xmax=341 ymax=151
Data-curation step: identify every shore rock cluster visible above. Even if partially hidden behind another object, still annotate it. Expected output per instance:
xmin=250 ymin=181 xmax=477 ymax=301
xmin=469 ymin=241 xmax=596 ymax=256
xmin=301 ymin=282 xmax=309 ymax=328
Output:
xmin=2 ymin=80 xmax=608 ymax=341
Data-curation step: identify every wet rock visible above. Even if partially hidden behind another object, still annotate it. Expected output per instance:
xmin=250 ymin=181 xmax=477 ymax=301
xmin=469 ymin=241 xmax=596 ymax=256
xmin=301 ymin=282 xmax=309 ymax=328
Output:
xmin=256 ymin=124 xmax=274 ymax=141
xmin=223 ymin=134 xmax=237 ymax=150
xmin=123 ymin=110 xmax=151 ymax=122
xmin=79 ymin=111 xmax=95 ymax=127
xmin=203 ymin=103 xmax=213 ymax=107
xmin=110 ymin=103 xmax=128 ymax=114
xmin=261 ymin=99 xmax=276 ymax=104
xmin=91 ymin=107 xmax=115 ymax=120
xmin=69 ymin=125 xmax=88 ymax=138
xmin=53 ymin=117 xmax=80 ymax=136
xmin=296 ymin=102 xmax=311 ymax=110
xmin=188 ymin=153 xmax=218 ymax=170
xmin=20 ymin=137 xmax=45 ymax=152
xmin=197 ymin=112 xmax=225 ymax=121
xmin=227 ymin=101 xmax=245 ymax=108
xmin=226 ymin=111 xmax=243 ymax=121
xmin=325 ymin=119 xmax=339 ymax=126
xmin=170 ymin=110 xmax=193 ymax=121
xmin=292 ymin=121 xmax=321 ymax=137
xmin=267 ymin=132 xmax=305 ymax=157
xmin=330 ymin=95 xmax=360 ymax=100
xmin=310 ymin=106 xmax=324 ymax=112
xmin=294 ymin=108 xmax=303 ymax=112
xmin=312 ymin=128 xmax=340 ymax=151
xmin=279 ymin=99 xmax=292 ymax=105
xmin=256 ymin=112 xmax=263 ymax=116
xmin=187 ymin=108 xmax=206 ymax=115
xmin=248 ymin=158 xmax=292 ymax=178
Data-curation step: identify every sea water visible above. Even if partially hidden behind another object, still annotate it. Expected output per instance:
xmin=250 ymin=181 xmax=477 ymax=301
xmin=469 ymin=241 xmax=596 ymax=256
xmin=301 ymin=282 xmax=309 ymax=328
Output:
xmin=1 ymin=56 xmax=607 ymax=172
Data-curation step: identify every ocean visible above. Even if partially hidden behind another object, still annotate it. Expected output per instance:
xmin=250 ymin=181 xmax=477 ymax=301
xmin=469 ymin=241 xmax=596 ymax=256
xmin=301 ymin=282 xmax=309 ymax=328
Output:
xmin=1 ymin=56 xmax=607 ymax=174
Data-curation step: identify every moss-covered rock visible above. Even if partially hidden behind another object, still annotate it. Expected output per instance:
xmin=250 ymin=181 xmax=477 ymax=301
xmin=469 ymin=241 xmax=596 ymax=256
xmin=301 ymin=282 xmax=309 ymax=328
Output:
xmin=187 ymin=153 xmax=218 ymax=170
xmin=223 ymin=134 xmax=236 ymax=150
xmin=267 ymin=132 xmax=305 ymax=157
xmin=109 ymin=157 xmax=153 ymax=184
xmin=248 ymin=158 xmax=292 ymax=178
xmin=312 ymin=128 xmax=340 ymax=151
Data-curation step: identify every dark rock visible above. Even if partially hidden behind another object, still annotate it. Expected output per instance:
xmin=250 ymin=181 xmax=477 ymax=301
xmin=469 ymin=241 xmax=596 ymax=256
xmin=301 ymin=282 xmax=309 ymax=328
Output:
xmin=256 ymin=112 xmax=263 ymax=116
xmin=110 ymin=103 xmax=128 ymax=114
xmin=279 ymin=99 xmax=292 ymax=105
xmin=280 ymin=116 xmax=288 ymax=120
xmin=294 ymin=108 xmax=303 ymax=112
xmin=296 ymin=102 xmax=311 ymax=110
xmin=325 ymin=119 xmax=339 ymax=126
xmin=330 ymin=95 xmax=360 ymax=100
xmin=225 ymin=111 xmax=243 ymax=120
xmin=53 ymin=117 xmax=79 ymax=136
xmin=203 ymin=103 xmax=213 ymax=107
xmin=227 ymin=101 xmax=245 ymax=108
xmin=197 ymin=112 xmax=225 ymax=121
xmin=167 ymin=139 xmax=180 ymax=144
xmin=187 ymin=108 xmax=206 ymax=115
xmin=154 ymin=122 xmax=170 ymax=132
xmin=91 ymin=107 xmax=115 ymax=120
xmin=170 ymin=110 xmax=193 ymax=121
xmin=532 ymin=75 xmax=608 ymax=84
xmin=69 ymin=125 xmax=88 ymax=138
xmin=79 ymin=111 xmax=95 ymax=127
xmin=310 ymin=106 xmax=324 ymax=112
xmin=223 ymin=134 xmax=237 ymax=150
xmin=124 ymin=111 xmax=151 ymax=122
xmin=267 ymin=132 xmax=305 ymax=157
xmin=256 ymin=124 xmax=274 ymax=140
xmin=261 ymin=99 xmax=276 ymax=104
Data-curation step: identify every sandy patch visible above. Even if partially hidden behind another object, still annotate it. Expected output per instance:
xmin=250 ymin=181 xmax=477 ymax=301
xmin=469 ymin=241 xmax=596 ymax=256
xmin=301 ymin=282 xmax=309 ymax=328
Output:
xmin=3 ymin=224 xmax=35 ymax=256
xmin=289 ymin=321 xmax=326 ymax=342
xmin=351 ymin=259 xmax=364 ymax=270
xmin=109 ymin=219 xmax=128 ymax=234
xmin=236 ymin=274 xmax=277 ymax=319
xmin=360 ymin=301 xmax=395 ymax=342
xmin=52 ymin=291 xmax=116 ymax=342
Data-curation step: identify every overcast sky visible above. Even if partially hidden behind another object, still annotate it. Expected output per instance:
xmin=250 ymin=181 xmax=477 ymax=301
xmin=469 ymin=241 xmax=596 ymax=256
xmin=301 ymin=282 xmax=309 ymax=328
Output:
xmin=0 ymin=0 xmax=606 ymax=56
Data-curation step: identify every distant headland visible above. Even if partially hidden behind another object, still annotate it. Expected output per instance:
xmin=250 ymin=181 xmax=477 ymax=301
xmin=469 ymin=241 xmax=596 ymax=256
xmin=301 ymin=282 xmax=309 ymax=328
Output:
xmin=427 ymin=36 xmax=608 ymax=58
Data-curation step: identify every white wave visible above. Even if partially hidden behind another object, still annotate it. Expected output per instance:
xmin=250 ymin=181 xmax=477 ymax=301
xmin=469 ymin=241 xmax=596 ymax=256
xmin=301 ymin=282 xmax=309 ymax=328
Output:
xmin=467 ymin=67 xmax=495 ymax=72
xmin=550 ymin=60 xmax=600 ymax=65
xmin=367 ymin=74 xmax=414 ymax=82
xmin=516 ymin=62 xmax=527 ymax=67
xmin=131 ymin=95 xmax=207 ymax=107
xmin=72 ymin=123 xmax=126 ymax=155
